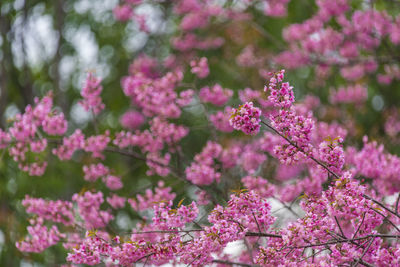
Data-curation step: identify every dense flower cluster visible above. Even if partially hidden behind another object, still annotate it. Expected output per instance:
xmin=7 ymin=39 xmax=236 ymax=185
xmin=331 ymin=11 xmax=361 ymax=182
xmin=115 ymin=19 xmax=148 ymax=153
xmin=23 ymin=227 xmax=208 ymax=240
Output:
xmin=229 ymin=102 xmax=262 ymax=135
xmin=190 ymin=57 xmax=209 ymax=78
xmin=266 ymin=70 xmax=315 ymax=164
xmin=5 ymin=0 xmax=400 ymax=266
xmin=9 ymin=61 xmax=400 ymax=266
xmin=257 ymin=172 xmax=388 ymax=266
xmin=16 ymin=218 xmax=65 ymax=253
xmin=199 ymin=84 xmax=233 ymax=106
xmin=318 ymin=136 xmax=345 ymax=174
xmin=330 ymin=84 xmax=368 ymax=105
xmin=80 ymin=73 xmax=105 ymax=115
xmin=22 ymin=196 xmax=75 ymax=225
xmin=185 ymin=141 xmax=222 ymax=185
xmin=209 ymin=106 xmax=234 ymax=132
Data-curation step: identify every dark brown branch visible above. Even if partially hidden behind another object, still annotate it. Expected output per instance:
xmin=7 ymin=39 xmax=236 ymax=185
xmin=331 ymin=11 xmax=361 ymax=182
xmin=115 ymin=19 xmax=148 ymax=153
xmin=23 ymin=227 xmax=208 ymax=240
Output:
xmin=396 ymin=192 xmax=400 ymax=215
xmin=245 ymin=232 xmax=282 ymax=238
xmin=354 ymin=237 xmax=375 ymax=267
xmin=212 ymin=259 xmax=255 ymax=267
xmin=370 ymin=207 xmax=400 ymax=233
xmin=288 ymin=234 xmax=400 ymax=249
xmin=334 ymin=216 xmax=346 ymax=238
xmin=353 ymin=212 xmax=366 ymax=238
xmin=363 ymin=194 xmax=400 ymax=219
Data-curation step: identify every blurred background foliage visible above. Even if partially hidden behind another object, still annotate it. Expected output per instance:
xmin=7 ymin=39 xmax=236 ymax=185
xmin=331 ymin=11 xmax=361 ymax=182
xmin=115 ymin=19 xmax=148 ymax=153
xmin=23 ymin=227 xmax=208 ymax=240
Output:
xmin=1 ymin=0 xmax=400 ymax=265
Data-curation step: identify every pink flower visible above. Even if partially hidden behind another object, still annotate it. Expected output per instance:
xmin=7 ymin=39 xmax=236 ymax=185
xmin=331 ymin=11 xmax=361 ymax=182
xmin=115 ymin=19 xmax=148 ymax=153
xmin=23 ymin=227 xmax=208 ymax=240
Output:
xmin=120 ymin=110 xmax=145 ymax=130
xmin=113 ymin=4 xmax=133 ymax=21
xmin=80 ymin=73 xmax=105 ymax=115
xmin=230 ymin=102 xmax=262 ymax=135
xmin=190 ymin=57 xmax=209 ymax=78
xmin=199 ymin=84 xmax=233 ymax=106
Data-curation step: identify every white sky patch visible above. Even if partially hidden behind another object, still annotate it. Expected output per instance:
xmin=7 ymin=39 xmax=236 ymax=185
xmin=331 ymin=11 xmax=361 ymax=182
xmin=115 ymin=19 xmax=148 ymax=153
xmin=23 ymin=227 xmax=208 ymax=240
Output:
xmin=123 ymin=30 xmax=148 ymax=53
xmin=4 ymin=104 xmax=20 ymax=120
xmin=135 ymin=3 xmax=165 ymax=34
xmin=11 ymin=4 xmax=59 ymax=69
xmin=0 ymin=230 xmax=4 ymax=253
xmin=66 ymin=24 xmax=99 ymax=67
xmin=25 ymin=14 xmax=59 ymax=66
xmin=70 ymin=102 xmax=91 ymax=126
xmin=223 ymin=240 xmax=247 ymax=257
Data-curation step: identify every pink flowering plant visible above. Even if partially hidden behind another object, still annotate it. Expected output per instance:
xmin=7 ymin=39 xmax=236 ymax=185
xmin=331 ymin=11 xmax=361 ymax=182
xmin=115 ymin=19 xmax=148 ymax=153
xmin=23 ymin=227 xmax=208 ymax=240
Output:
xmin=3 ymin=0 xmax=400 ymax=266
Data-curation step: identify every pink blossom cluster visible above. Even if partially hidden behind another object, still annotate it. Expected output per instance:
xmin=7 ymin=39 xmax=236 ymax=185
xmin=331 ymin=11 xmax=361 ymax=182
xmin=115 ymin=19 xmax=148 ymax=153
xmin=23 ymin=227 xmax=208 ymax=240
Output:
xmin=195 ymin=190 xmax=210 ymax=205
xmin=152 ymin=201 xmax=199 ymax=230
xmin=3 ymin=93 xmax=68 ymax=176
xmin=67 ymin=200 xmax=198 ymax=266
xmin=350 ymin=136 xmax=400 ymax=195
xmin=82 ymin=163 xmax=109 ymax=182
xmin=242 ymin=176 xmax=275 ymax=198
xmin=199 ymin=84 xmax=233 ymax=106
xmin=113 ymin=117 xmax=188 ymax=176
xmin=112 ymin=0 xmax=142 ymax=22
xmin=119 ymin=110 xmax=145 ymax=130
xmin=276 ymin=3 xmax=400 ymax=83
xmin=0 ymin=129 xmax=11 ymax=149
xmin=220 ymin=143 xmax=242 ymax=168
xmin=80 ymin=73 xmax=105 ymax=115
xmin=22 ymin=195 xmax=75 ymax=225
xmin=145 ymin=152 xmax=171 ymax=177
xmin=113 ymin=5 xmax=133 ymax=22
xmin=240 ymin=145 xmax=267 ymax=174
xmin=239 ymin=87 xmax=270 ymax=107
xmin=229 ymin=102 xmax=262 ymax=135
xmin=72 ymin=191 xmax=113 ymax=229
xmin=67 ymin=231 xmax=112 ymax=265
xmin=52 ymin=129 xmax=85 ymax=160
xmin=106 ymin=194 xmax=126 ymax=209
xmin=312 ymin=121 xmax=348 ymax=144
xmin=257 ymin=172 xmax=387 ymax=266
xmin=171 ymin=0 xmax=228 ymax=52
xmin=265 ymin=69 xmax=294 ymax=108
xmin=149 ymin=117 xmax=189 ymax=149
xmin=236 ymin=45 xmax=264 ymax=67
xmin=190 ymin=57 xmax=209 ymax=78
xmin=129 ymin=54 xmax=159 ymax=78
xmin=185 ymin=141 xmax=222 ymax=185
xmin=16 ymin=218 xmax=65 ymax=253
xmin=172 ymin=33 xmax=225 ymax=51
xmin=122 ymin=117 xmax=187 ymax=153
xmin=122 ymin=70 xmax=185 ymax=118
xmin=128 ymin=181 xmax=176 ymax=211
xmin=378 ymin=64 xmax=400 ymax=85
xmin=263 ymin=0 xmax=290 ymax=17
xmin=209 ymin=106 xmax=234 ymax=132
xmin=266 ymin=71 xmax=314 ymax=164
xmin=104 ymin=175 xmax=124 ymax=190
xmin=182 ymin=191 xmax=275 ymax=266
xmin=9 ymin=0 xmax=400 ymax=262
xmin=385 ymin=111 xmax=400 ymax=137
xmin=330 ymin=84 xmax=368 ymax=105
xmin=83 ymin=131 xmax=110 ymax=159
xmin=318 ymin=136 xmax=345 ymax=174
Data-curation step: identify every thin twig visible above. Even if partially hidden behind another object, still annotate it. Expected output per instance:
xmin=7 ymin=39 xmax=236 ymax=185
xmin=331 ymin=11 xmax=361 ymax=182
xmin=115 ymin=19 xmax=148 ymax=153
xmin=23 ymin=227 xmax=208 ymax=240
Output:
xmin=212 ymin=259 xmax=255 ymax=267
xmin=395 ymin=192 xmax=400 ymax=215
xmin=363 ymin=194 xmax=400 ymax=219
xmin=260 ymin=120 xmax=340 ymax=179
xmin=353 ymin=237 xmax=375 ymax=267
xmin=334 ymin=216 xmax=346 ymax=238
xmin=353 ymin=212 xmax=366 ymax=238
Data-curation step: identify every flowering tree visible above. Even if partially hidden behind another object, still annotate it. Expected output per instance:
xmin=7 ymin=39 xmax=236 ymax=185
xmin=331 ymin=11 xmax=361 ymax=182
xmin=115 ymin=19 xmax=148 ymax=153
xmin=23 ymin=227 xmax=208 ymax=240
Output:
xmin=2 ymin=0 xmax=400 ymax=266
